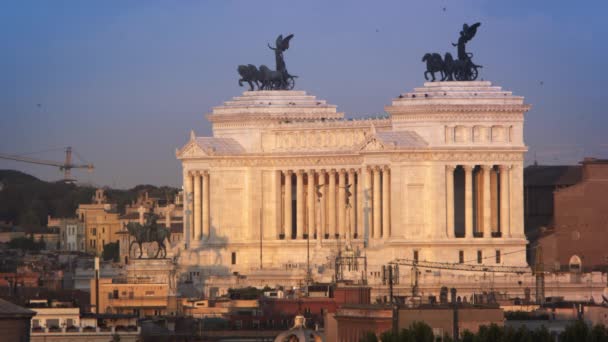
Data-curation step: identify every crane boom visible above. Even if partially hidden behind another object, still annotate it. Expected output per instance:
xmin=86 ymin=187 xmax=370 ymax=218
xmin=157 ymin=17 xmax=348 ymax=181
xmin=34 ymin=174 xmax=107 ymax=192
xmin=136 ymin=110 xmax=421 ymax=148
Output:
xmin=0 ymin=146 xmax=94 ymax=182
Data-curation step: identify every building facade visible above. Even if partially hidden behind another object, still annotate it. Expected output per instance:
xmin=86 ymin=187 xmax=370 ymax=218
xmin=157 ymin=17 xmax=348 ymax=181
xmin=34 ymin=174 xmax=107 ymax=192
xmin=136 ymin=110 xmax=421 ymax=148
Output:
xmin=537 ymin=158 xmax=608 ymax=272
xmin=175 ymin=81 xmax=531 ymax=296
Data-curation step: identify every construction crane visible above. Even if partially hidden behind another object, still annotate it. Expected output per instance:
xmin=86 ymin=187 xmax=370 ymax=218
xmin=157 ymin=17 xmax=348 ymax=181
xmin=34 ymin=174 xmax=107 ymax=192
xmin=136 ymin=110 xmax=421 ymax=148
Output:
xmin=0 ymin=146 xmax=94 ymax=183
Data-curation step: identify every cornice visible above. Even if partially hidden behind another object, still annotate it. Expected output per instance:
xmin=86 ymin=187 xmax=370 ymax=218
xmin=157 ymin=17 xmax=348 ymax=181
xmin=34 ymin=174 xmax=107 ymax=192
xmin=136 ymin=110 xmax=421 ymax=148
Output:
xmin=180 ymin=149 xmax=526 ymax=167
xmin=386 ymin=104 xmax=531 ymax=115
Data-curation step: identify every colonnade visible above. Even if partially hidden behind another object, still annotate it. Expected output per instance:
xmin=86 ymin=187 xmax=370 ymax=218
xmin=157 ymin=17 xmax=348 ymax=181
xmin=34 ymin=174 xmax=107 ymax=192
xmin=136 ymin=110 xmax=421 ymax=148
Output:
xmin=184 ymin=171 xmax=210 ymax=241
xmin=446 ymin=164 xmax=511 ymax=238
xmin=280 ymin=166 xmax=390 ymax=240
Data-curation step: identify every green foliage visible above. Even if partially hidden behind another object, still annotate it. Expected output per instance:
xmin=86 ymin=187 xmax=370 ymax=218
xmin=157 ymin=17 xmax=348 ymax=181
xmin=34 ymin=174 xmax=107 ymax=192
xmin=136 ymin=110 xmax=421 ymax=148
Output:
xmin=378 ymin=322 xmax=435 ymax=342
xmin=0 ymin=170 xmax=178 ymax=227
xmin=102 ymin=242 xmax=120 ymax=262
xmin=8 ymin=235 xmax=44 ymax=251
xmin=374 ymin=321 xmax=608 ymax=342
xmin=359 ymin=331 xmax=378 ymax=342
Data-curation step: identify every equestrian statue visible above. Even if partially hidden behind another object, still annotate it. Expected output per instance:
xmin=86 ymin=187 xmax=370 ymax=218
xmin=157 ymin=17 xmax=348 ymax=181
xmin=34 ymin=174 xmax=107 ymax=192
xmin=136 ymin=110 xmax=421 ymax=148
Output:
xmin=126 ymin=211 xmax=171 ymax=259
xmin=423 ymin=23 xmax=483 ymax=81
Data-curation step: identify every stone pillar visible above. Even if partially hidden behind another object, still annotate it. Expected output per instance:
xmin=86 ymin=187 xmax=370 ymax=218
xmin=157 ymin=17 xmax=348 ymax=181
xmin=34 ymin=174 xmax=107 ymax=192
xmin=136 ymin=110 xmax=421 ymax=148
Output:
xmin=276 ymin=170 xmax=282 ymax=238
xmin=328 ymin=169 xmax=337 ymax=238
xmin=284 ymin=170 xmax=292 ymax=239
xmin=445 ymin=165 xmax=455 ymax=238
xmin=363 ymin=167 xmax=372 ymax=240
xmin=373 ymin=166 xmax=381 ymax=239
xmin=356 ymin=169 xmax=363 ymax=239
xmin=193 ymin=172 xmax=201 ymax=241
xmin=203 ymin=171 xmax=210 ymax=240
xmin=490 ymin=167 xmax=499 ymax=234
xmin=482 ymin=165 xmax=492 ymax=238
xmin=318 ymin=170 xmax=326 ymax=238
xmin=296 ymin=170 xmax=304 ymax=239
xmin=165 ymin=204 xmax=174 ymax=228
xmin=348 ymin=168 xmax=356 ymax=239
xmin=463 ymin=165 xmax=473 ymax=239
xmin=184 ymin=171 xmax=193 ymax=242
xmin=338 ymin=169 xmax=346 ymax=238
xmin=382 ymin=166 xmax=390 ymax=239
xmin=138 ymin=206 xmax=146 ymax=226
xmin=307 ymin=170 xmax=315 ymax=238
xmin=499 ymin=165 xmax=510 ymax=237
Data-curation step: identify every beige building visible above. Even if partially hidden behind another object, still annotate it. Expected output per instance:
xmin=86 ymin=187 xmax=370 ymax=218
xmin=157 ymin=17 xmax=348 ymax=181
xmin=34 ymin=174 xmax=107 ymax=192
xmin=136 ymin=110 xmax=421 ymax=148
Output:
xmin=77 ymin=189 xmax=122 ymax=255
xmin=174 ymin=81 xmax=538 ymax=298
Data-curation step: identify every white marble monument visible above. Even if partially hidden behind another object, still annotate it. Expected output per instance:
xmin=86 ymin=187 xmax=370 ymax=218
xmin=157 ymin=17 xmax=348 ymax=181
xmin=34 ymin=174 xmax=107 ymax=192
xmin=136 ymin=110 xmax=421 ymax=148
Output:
xmin=175 ymin=81 xmax=535 ymax=298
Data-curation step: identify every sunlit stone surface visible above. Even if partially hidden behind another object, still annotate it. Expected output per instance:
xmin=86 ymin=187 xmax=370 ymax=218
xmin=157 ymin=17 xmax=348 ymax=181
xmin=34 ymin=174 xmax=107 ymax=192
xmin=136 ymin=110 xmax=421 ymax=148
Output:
xmin=172 ymin=82 xmax=606 ymax=301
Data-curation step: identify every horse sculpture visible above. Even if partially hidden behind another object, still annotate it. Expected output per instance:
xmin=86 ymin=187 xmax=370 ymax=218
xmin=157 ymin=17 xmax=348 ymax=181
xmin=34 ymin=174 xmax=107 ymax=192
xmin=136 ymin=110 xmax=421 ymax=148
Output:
xmin=237 ymin=34 xmax=296 ymax=90
xmin=422 ymin=53 xmax=444 ymax=81
xmin=126 ymin=213 xmax=171 ymax=259
xmin=422 ymin=22 xmax=483 ymax=82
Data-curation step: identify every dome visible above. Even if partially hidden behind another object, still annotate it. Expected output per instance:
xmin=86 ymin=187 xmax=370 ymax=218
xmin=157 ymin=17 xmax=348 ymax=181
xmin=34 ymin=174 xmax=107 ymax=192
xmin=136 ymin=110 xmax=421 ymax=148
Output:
xmin=273 ymin=315 xmax=324 ymax=342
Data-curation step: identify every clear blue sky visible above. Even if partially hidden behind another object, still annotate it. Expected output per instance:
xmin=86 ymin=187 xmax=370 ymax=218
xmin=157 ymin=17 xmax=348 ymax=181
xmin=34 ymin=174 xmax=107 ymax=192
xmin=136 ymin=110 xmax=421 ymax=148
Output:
xmin=1 ymin=0 xmax=607 ymax=188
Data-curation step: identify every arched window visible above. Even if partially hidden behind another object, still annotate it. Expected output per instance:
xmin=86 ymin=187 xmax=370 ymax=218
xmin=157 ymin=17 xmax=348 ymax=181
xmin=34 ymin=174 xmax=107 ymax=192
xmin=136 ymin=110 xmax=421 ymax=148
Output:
xmin=569 ymin=255 xmax=582 ymax=272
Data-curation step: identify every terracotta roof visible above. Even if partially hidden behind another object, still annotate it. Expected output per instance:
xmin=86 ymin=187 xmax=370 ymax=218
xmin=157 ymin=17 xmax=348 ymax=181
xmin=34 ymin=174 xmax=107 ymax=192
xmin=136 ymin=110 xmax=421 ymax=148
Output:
xmin=0 ymin=298 xmax=35 ymax=318
xmin=524 ymin=165 xmax=582 ymax=187
xmin=195 ymin=137 xmax=245 ymax=155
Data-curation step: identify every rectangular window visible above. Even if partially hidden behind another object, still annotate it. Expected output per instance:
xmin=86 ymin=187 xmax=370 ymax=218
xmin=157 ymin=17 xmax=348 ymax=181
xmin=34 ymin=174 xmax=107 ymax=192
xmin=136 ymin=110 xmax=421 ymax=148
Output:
xmin=113 ymin=290 xmax=119 ymax=299
xmin=496 ymin=250 xmax=501 ymax=264
xmin=108 ymin=292 xmax=113 ymax=299
xmin=459 ymin=251 xmax=464 ymax=264
xmin=129 ymin=292 xmax=134 ymax=299
xmin=92 ymin=228 xmax=96 ymax=235
xmin=477 ymin=250 xmax=483 ymax=264
xmin=413 ymin=250 xmax=419 ymax=263
xmin=231 ymin=252 xmax=237 ymax=265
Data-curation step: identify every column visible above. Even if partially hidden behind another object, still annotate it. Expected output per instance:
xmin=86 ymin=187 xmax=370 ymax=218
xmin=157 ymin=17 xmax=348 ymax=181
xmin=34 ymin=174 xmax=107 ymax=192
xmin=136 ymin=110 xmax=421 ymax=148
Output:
xmin=193 ymin=171 xmax=202 ymax=241
xmin=307 ymin=170 xmax=315 ymax=238
xmin=327 ymin=169 xmax=336 ymax=239
xmin=184 ymin=172 xmax=193 ymax=243
xmin=348 ymin=169 xmax=356 ymax=239
xmin=463 ymin=165 xmax=473 ymax=239
xmin=276 ymin=170 xmax=282 ymax=238
xmin=284 ymin=170 xmax=292 ymax=239
xmin=373 ymin=166 xmax=381 ymax=239
xmin=296 ymin=170 xmax=304 ymax=239
xmin=382 ymin=166 xmax=390 ymax=239
xmin=490 ymin=167 xmax=499 ymax=234
xmin=356 ymin=169 xmax=363 ymax=239
xmin=499 ymin=165 xmax=510 ymax=237
xmin=363 ymin=167 xmax=372 ymax=240
xmin=482 ymin=165 xmax=492 ymax=238
xmin=328 ymin=169 xmax=336 ymax=238
xmin=338 ymin=169 xmax=346 ymax=238
xmin=511 ymin=164 xmax=524 ymax=238
xmin=318 ymin=170 xmax=326 ymax=238
xmin=202 ymin=171 xmax=210 ymax=239
xmin=445 ymin=165 xmax=455 ymax=238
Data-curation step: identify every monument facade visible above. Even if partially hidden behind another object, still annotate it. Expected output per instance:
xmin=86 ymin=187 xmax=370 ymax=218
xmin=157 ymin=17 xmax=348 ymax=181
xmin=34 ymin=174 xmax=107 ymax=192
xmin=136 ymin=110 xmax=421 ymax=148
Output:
xmin=175 ymin=80 xmax=532 ymax=296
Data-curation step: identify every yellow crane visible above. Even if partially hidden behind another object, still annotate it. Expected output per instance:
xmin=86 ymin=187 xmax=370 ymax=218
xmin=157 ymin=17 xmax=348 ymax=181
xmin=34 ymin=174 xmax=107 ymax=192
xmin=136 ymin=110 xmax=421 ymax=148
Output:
xmin=0 ymin=146 xmax=94 ymax=183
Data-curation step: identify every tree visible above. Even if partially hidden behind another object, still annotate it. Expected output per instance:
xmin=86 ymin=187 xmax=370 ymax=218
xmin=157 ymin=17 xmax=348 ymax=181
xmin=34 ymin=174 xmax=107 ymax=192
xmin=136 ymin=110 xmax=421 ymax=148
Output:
xmin=360 ymin=331 xmax=378 ymax=342
xmin=561 ymin=320 xmax=590 ymax=342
